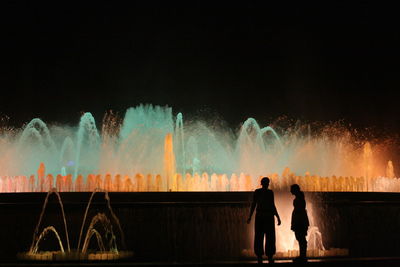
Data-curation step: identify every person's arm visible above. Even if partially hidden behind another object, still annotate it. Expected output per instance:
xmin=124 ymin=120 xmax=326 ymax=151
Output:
xmin=272 ymin=191 xmax=281 ymax=225
xmin=247 ymin=192 xmax=256 ymax=224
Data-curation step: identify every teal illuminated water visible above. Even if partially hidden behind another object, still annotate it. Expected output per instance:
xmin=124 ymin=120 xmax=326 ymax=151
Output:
xmin=0 ymin=104 xmax=396 ymax=191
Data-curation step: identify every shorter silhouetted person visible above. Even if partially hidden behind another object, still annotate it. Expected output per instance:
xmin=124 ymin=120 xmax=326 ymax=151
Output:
xmin=290 ymin=184 xmax=309 ymax=263
xmin=247 ymin=177 xmax=281 ymax=264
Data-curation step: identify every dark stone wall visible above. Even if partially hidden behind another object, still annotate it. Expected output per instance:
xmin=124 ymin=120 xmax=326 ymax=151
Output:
xmin=0 ymin=192 xmax=400 ymax=262
xmin=309 ymin=192 xmax=400 ymax=257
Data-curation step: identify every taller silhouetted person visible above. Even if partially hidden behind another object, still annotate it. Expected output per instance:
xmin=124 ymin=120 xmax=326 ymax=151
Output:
xmin=290 ymin=184 xmax=309 ymax=263
xmin=247 ymin=177 xmax=281 ymax=264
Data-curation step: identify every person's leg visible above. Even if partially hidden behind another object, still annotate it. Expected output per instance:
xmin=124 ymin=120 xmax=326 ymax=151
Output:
xmin=295 ymin=231 xmax=307 ymax=260
xmin=265 ymin=216 xmax=276 ymax=263
xmin=254 ymin=216 xmax=265 ymax=262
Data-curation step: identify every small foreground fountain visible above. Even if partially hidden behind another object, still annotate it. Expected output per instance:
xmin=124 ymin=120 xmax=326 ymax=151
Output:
xmin=18 ymin=188 xmax=133 ymax=261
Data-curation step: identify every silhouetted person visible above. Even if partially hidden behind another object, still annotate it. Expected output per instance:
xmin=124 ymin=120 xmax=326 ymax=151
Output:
xmin=290 ymin=184 xmax=309 ymax=263
xmin=247 ymin=177 xmax=281 ymax=264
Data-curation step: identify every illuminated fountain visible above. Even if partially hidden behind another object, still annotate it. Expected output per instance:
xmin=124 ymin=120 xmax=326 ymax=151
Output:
xmin=18 ymin=188 xmax=132 ymax=261
xmin=0 ymin=104 xmax=398 ymax=259
xmin=0 ymin=104 xmax=397 ymax=193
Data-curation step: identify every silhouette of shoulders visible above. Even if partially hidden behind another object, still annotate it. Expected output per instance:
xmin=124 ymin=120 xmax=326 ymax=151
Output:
xmin=253 ymin=188 xmax=275 ymax=213
xmin=254 ymin=188 xmax=274 ymax=195
xmin=293 ymin=193 xmax=306 ymax=210
xmin=254 ymin=188 xmax=273 ymax=193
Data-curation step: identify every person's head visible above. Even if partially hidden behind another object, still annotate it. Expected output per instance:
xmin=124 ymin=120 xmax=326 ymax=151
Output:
xmin=290 ymin=184 xmax=301 ymax=195
xmin=261 ymin=177 xmax=270 ymax=188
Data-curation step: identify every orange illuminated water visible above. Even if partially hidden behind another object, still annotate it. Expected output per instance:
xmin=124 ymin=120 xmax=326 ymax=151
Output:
xmin=0 ymin=104 xmax=398 ymax=193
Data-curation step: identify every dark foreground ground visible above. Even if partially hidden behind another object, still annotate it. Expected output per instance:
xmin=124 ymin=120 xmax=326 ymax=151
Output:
xmin=1 ymin=257 xmax=400 ymax=267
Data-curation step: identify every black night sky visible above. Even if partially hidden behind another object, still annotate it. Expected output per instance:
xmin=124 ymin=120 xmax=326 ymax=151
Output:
xmin=1 ymin=1 xmax=399 ymax=134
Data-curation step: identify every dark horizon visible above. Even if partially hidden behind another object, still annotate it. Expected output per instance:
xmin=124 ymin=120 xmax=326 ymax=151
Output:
xmin=1 ymin=1 xmax=399 ymax=135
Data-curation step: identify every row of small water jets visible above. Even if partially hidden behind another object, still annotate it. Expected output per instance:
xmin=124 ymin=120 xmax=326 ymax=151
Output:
xmin=2 ymin=165 xmax=399 ymax=193
xmin=19 ymin=188 xmax=132 ymax=261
